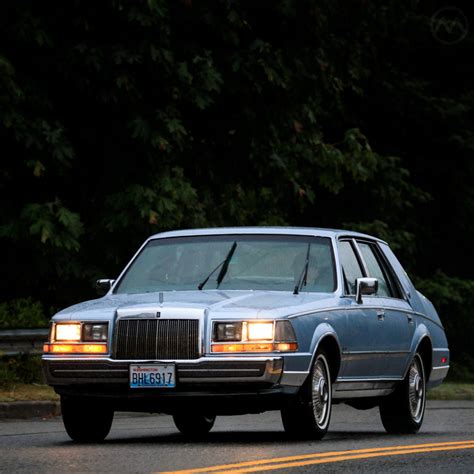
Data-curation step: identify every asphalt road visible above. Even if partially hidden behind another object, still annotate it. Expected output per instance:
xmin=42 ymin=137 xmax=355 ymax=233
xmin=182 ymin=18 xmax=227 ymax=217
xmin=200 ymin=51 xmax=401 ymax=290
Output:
xmin=0 ymin=400 xmax=473 ymax=473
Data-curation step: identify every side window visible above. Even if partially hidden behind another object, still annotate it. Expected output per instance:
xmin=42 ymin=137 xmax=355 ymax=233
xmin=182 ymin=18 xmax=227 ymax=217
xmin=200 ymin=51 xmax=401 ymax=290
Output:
xmin=378 ymin=242 xmax=409 ymax=298
xmin=357 ymin=242 xmax=393 ymax=297
xmin=338 ymin=241 xmax=364 ymax=294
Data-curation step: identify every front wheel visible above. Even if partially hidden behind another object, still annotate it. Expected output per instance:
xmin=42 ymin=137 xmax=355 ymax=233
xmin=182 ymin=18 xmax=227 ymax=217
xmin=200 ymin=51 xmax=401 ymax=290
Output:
xmin=173 ymin=413 xmax=216 ymax=437
xmin=281 ymin=351 xmax=332 ymax=439
xmin=61 ymin=395 xmax=114 ymax=442
xmin=379 ymin=353 xmax=426 ymax=434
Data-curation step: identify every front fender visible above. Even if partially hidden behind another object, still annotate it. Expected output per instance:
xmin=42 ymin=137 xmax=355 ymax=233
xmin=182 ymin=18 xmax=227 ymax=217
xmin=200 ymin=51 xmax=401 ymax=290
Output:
xmin=280 ymin=321 xmax=343 ymax=388
xmin=308 ymin=322 xmax=342 ymax=371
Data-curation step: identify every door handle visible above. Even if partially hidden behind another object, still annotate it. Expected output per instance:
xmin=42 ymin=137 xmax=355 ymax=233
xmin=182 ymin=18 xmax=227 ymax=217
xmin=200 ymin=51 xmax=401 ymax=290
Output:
xmin=407 ymin=313 xmax=414 ymax=324
xmin=377 ymin=310 xmax=385 ymax=321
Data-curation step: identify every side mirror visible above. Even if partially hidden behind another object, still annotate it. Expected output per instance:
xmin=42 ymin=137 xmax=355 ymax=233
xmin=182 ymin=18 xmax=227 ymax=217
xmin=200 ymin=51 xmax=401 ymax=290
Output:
xmin=96 ymin=279 xmax=115 ymax=296
xmin=355 ymin=277 xmax=378 ymax=304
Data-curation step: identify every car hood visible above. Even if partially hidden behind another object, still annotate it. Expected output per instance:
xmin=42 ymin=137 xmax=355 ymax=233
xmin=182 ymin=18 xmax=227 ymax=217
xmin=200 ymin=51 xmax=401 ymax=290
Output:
xmin=53 ymin=290 xmax=341 ymax=321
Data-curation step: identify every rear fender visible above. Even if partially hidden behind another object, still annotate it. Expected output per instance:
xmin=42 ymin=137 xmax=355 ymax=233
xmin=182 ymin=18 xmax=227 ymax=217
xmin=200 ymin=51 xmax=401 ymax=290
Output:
xmin=403 ymin=323 xmax=432 ymax=379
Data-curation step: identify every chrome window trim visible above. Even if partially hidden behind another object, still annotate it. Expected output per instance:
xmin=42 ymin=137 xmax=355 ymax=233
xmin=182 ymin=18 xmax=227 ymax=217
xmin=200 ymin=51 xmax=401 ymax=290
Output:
xmin=337 ymin=236 xmax=409 ymax=302
xmin=337 ymin=238 xmax=367 ymax=295
xmin=351 ymin=238 xmax=369 ymax=276
xmin=354 ymin=239 xmax=394 ymax=298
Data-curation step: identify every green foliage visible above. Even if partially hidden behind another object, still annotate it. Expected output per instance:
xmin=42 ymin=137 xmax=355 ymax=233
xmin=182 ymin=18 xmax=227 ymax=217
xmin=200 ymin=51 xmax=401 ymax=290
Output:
xmin=0 ymin=1 xmax=472 ymax=375
xmin=0 ymin=298 xmax=48 ymax=329
xmin=0 ymin=355 xmax=44 ymax=387
xmin=22 ymin=200 xmax=83 ymax=250
xmin=103 ymin=168 xmax=205 ymax=233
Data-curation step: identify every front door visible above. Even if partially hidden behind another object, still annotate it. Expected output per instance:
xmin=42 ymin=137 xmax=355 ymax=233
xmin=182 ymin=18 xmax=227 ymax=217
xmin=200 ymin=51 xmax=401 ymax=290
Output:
xmin=337 ymin=240 xmax=385 ymax=378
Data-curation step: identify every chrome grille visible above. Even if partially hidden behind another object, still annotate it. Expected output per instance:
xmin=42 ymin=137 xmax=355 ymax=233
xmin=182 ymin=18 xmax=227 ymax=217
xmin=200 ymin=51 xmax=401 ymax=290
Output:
xmin=114 ymin=319 xmax=200 ymax=360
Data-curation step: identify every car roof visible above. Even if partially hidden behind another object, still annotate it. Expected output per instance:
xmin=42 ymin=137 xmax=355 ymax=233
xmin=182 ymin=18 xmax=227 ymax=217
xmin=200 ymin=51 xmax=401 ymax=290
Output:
xmin=149 ymin=227 xmax=387 ymax=244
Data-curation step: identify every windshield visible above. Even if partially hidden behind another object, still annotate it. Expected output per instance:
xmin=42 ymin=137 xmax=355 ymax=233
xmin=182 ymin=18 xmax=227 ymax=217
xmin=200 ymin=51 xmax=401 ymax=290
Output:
xmin=114 ymin=235 xmax=336 ymax=294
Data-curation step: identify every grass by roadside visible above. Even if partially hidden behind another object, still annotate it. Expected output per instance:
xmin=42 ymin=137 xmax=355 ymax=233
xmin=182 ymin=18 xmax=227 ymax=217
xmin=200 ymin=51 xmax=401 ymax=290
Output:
xmin=0 ymin=382 xmax=473 ymax=403
xmin=0 ymin=384 xmax=59 ymax=402
xmin=427 ymin=382 xmax=474 ymax=401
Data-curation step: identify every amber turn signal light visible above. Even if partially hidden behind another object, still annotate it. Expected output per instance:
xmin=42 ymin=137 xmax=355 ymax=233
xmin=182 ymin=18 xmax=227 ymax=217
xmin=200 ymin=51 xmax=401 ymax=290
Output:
xmin=43 ymin=343 xmax=107 ymax=354
xmin=212 ymin=343 xmax=274 ymax=353
xmin=211 ymin=342 xmax=297 ymax=353
xmin=274 ymin=342 xmax=298 ymax=351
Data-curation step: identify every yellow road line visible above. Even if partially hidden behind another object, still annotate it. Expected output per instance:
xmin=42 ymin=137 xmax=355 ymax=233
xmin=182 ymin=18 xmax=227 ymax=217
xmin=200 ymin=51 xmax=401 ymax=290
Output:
xmin=159 ymin=439 xmax=474 ymax=474
xmin=218 ymin=443 xmax=474 ymax=473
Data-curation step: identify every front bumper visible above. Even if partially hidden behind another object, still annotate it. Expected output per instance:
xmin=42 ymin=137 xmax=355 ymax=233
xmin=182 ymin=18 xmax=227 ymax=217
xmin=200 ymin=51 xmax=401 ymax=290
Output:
xmin=42 ymin=356 xmax=284 ymax=386
xmin=42 ymin=355 xmax=310 ymax=414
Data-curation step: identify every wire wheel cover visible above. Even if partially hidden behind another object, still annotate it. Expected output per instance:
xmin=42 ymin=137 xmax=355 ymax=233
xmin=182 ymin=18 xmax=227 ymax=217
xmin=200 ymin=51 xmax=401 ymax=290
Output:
xmin=312 ymin=356 xmax=330 ymax=428
xmin=409 ymin=356 xmax=425 ymax=422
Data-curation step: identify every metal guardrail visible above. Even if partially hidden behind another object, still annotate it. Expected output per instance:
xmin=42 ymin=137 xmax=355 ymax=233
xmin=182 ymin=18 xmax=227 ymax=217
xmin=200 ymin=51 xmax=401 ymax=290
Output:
xmin=0 ymin=329 xmax=49 ymax=356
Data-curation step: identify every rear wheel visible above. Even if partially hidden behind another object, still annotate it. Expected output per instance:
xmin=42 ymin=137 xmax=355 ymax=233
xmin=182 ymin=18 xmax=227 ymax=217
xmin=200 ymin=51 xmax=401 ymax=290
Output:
xmin=281 ymin=351 xmax=332 ymax=439
xmin=61 ymin=395 xmax=114 ymax=442
xmin=173 ymin=413 xmax=216 ymax=437
xmin=380 ymin=353 xmax=426 ymax=434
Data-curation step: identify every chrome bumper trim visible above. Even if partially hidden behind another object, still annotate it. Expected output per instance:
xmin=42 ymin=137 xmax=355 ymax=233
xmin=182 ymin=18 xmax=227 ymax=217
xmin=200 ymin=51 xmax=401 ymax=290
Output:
xmin=430 ymin=365 xmax=449 ymax=380
xmin=279 ymin=371 xmax=309 ymax=386
xmin=42 ymin=356 xmax=279 ymax=363
xmin=43 ymin=356 xmax=284 ymax=385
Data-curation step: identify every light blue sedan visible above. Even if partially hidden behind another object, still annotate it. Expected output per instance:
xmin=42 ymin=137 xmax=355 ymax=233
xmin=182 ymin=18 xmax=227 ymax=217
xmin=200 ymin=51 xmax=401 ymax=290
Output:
xmin=42 ymin=227 xmax=449 ymax=441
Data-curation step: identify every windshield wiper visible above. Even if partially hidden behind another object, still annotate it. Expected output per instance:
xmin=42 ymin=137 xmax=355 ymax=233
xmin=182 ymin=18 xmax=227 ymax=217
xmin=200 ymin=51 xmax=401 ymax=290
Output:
xmin=293 ymin=243 xmax=311 ymax=295
xmin=198 ymin=241 xmax=238 ymax=290
xmin=216 ymin=241 xmax=237 ymax=288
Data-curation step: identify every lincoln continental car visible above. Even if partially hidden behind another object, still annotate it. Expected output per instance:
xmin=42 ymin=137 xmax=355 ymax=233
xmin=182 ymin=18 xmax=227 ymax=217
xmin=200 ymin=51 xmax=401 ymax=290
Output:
xmin=42 ymin=228 xmax=449 ymax=441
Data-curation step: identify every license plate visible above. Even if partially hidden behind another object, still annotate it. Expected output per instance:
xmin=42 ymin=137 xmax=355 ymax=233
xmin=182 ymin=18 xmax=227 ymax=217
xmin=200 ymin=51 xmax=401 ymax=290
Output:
xmin=129 ymin=364 xmax=176 ymax=388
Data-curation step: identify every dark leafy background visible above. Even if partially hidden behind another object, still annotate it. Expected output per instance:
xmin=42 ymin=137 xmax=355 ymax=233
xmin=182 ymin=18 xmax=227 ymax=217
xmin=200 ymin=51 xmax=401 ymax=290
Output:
xmin=0 ymin=0 xmax=472 ymax=378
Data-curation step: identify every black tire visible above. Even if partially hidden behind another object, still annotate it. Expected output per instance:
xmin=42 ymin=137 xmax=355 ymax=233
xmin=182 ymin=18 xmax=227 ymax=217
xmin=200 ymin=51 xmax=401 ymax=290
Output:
xmin=281 ymin=351 xmax=332 ymax=440
xmin=379 ymin=353 xmax=426 ymax=434
xmin=173 ymin=413 xmax=216 ymax=437
xmin=61 ymin=395 xmax=114 ymax=442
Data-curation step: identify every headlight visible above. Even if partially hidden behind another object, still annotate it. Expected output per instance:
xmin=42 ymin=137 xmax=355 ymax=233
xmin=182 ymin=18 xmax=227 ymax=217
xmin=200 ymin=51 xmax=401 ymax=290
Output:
xmin=214 ymin=322 xmax=274 ymax=342
xmin=247 ymin=322 xmax=273 ymax=341
xmin=55 ymin=323 xmax=81 ymax=342
xmin=83 ymin=323 xmax=108 ymax=342
xmin=214 ymin=322 xmax=243 ymax=342
xmin=44 ymin=322 xmax=108 ymax=355
xmin=211 ymin=320 xmax=297 ymax=353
